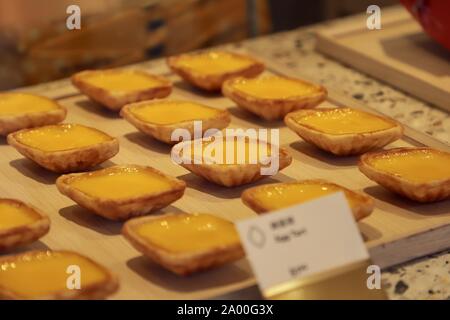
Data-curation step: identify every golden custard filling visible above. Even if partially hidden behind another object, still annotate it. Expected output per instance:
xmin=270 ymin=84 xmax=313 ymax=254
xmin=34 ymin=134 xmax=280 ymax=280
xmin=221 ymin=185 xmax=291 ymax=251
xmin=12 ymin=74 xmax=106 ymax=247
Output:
xmin=293 ymin=108 xmax=395 ymax=134
xmin=81 ymin=71 xmax=164 ymax=92
xmin=249 ymin=182 xmax=360 ymax=211
xmin=130 ymin=101 xmax=221 ymax=125
xmin=14 ymin=124 xmax=113 ymax=152
xmin=184 ymin=136 xmax=273 ymax=165
xmin=68 ymin=166 xmax=175 ymax=200
xmin=0 ymin=200 xmax=41 ymax=230
xmin=175 ymin=51 xmax=254 ymax=75
xmin=367 ymin=149 xmax=450 ymax=183
xmin=0 ymin=251 xmax=108 ymax=298
xmin=0 ymin=93 xmax=59 ymax=117
xmin=135 ymin=213 xmax=240 ymax=253
xmin=231 ymin=76 xmax=319 ymax=99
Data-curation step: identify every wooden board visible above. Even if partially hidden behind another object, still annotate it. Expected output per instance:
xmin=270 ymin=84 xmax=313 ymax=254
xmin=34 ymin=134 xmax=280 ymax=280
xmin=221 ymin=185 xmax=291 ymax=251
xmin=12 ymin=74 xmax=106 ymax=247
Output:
xmin=316 ymin=6 xmax=450 ymax=112
xmin=1 ymin=56 xmax=449 ymax=300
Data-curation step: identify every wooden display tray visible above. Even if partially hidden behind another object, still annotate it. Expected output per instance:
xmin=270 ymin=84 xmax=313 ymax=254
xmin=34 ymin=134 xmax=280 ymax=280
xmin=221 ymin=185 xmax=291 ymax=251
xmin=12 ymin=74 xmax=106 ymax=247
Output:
xmin=1 ymin=56 xmax=449 ymax=300
xmin=316 ymin=6 xmax=450 ymax=112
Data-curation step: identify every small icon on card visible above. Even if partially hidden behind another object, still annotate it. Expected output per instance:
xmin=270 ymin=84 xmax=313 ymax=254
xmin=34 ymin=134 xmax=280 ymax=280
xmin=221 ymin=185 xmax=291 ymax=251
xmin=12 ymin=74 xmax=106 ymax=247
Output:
xmin=248 ymin=226 xmax=266 ymax=248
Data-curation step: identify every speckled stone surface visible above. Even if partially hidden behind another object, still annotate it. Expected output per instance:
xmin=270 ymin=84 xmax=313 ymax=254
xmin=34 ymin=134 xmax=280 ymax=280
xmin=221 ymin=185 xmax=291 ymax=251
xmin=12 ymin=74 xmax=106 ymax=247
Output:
xmin=383 ymin=249 xmax=450 ymax=300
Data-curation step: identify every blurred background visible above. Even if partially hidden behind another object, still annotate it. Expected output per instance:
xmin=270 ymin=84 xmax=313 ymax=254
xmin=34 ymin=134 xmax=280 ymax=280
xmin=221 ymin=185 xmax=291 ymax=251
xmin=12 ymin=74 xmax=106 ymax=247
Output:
xmin=0 ymin=0 xmax=397 ymax=90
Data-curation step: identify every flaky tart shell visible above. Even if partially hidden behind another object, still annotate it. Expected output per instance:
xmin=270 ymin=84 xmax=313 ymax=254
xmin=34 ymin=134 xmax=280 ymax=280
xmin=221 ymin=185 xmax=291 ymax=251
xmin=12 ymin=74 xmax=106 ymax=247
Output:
xmin=285 ymin=108 xmax=403 ymax=156
xmin=359 ymin=147 xmax=450 ymax=203
xmin=241 ymin=180 xmax=374 ymax=221
xmin=0 ymin=199 xmax=50 ymax=251
xmin=0 ymin=250 xmax=119 ymax=300
xmin=173 ymin=140 xmax=293 ymax=187
xmin=120 ymin=100 xmax=231 ymax=144
xmin=166 ymin=51 xmax=265 ymax=91
xmin=222 ymin=76 xmax=327 ymax=121
xmin=122 ymin=213 xmax=245 ymax=276
xmin=71 ymin=69 xmax=172 ymax=111
xmin=56 ymin=165 xmax=186 ymax=221
xmin=0 ymin=96 xmax=66 ymax=136
xmin=7 ymin=127 xmax=119 ymax=173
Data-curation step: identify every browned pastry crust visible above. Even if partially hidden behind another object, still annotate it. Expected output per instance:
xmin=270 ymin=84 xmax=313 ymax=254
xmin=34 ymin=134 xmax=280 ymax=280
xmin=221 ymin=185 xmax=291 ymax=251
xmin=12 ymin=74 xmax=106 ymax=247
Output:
xmin=56 ymin=165 xmax=186 ymax=221
xmin=173 ymin=139 xmax=292 ymax=187
xmin=359 ymin=147 xmax=450 ymax=202
xmin=241 ymin=180 xmax=374 ymax=221
xmin=120 ymin=100 xmax=231 ymax=144
xmin=0 ymin=250 xmax=119 ymax=300
xmin=0 ymin=199 xmax=50 ymax=251
xmin=0 ymin=95 xmax=66 ymax=136
xmin=166 ymin=51 xmax=265 ymax=91
xmin=122 ymin=214 xmax=245 ymax=275
xmin=7 ymin=126 xmax=119 ymax=173
xmin=71 ymin=69 xmax=172 ymax=111
xmin=222 ymin=76 xmax=327 ymax=120
xmin=285 ymin=108 xmax=403 ymax=156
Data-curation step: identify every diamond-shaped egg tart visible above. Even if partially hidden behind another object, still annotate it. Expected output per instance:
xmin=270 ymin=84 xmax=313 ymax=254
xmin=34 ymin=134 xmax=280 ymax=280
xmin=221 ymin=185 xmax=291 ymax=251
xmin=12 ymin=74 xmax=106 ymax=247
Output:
xmin=285 ymin=108 xmax=403 ymax=155
xmin=0 ymin=250 xmax=118 ymax=299
xmin=56 ymin=165 xmax=186 ymax=220
xmin=122 ymin=213 xmax=244 ymax=275
xmin=222 ymin=75 xmax=327 ymax=120
xmin=359 ymin=147 xmax=450 ymax=202
xmin=0 ymin=199 xmax=50 ymax=251
xmin=71 ymin=69 xmax=172 ymax=111
xmin=172 ymin=135 xmax=292 ymax=187
xmin=7 ymin=123 xmax=119 ymax=173
xmin=167 ymin=51 xmax=264 ymax=91
xmin=0 ymin=92 xmax=66 ymax=136
xmin=242 ymin=180 xmax=374 ymax=221
xmin=121 ymin=100 xmax=231 ymax=144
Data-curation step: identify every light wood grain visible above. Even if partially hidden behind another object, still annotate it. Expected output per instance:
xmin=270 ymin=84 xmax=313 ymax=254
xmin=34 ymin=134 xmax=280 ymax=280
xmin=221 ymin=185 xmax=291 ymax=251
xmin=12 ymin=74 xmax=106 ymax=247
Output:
xmin=316 ymin=6 xmax=450 ymax=112
xmin=1 ymin=57 xmax=449 ymax=299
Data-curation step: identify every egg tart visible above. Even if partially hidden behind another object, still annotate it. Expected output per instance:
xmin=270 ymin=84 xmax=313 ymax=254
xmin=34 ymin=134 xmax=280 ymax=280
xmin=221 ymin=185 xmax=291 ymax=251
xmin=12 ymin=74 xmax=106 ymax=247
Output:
xmin=0 ymin=92 xmax=66 ymax=136
xmin=285 ymin=108 xmax=403 ymax=155
xmin=0 ymin=250 xmax=118 ymax=299
xmin=242 ymin=180 xmax=374 ymax=221
xmin=172 ymin=135 xmax=292 ymax=187
xmin=122 ymin=213 xmax=244 ymax=275
xmin=359 ymin=147 xmax=450 ymax=202
xmin=0 ymin=199 xmax=50 ymax=251
xmin=121 ymin=100 xmax=231 ymax=144
xmin=56 ymin=165 xmax=186 ymax=220
xmin=7 ymin=123 xmax=119 ymax=173
xmin=167 ymin=51 xmax=264 ymax=91
xmin=71 ymin=69 xmax=172 ymax=111
xmin=222 ymin=75 xmax=327 ymax=120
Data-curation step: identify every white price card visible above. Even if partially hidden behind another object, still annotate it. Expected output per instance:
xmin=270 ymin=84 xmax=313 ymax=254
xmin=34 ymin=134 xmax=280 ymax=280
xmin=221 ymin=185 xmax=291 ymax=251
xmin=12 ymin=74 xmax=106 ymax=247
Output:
xmin=236 ymin=192 xmax=369 ymax=292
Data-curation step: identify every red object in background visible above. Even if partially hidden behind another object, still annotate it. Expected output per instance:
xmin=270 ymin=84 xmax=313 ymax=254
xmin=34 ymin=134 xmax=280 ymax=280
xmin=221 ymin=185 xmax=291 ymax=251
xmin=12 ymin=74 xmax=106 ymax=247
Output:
xmin=400 ymin=0 xmax=450 ymax=51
